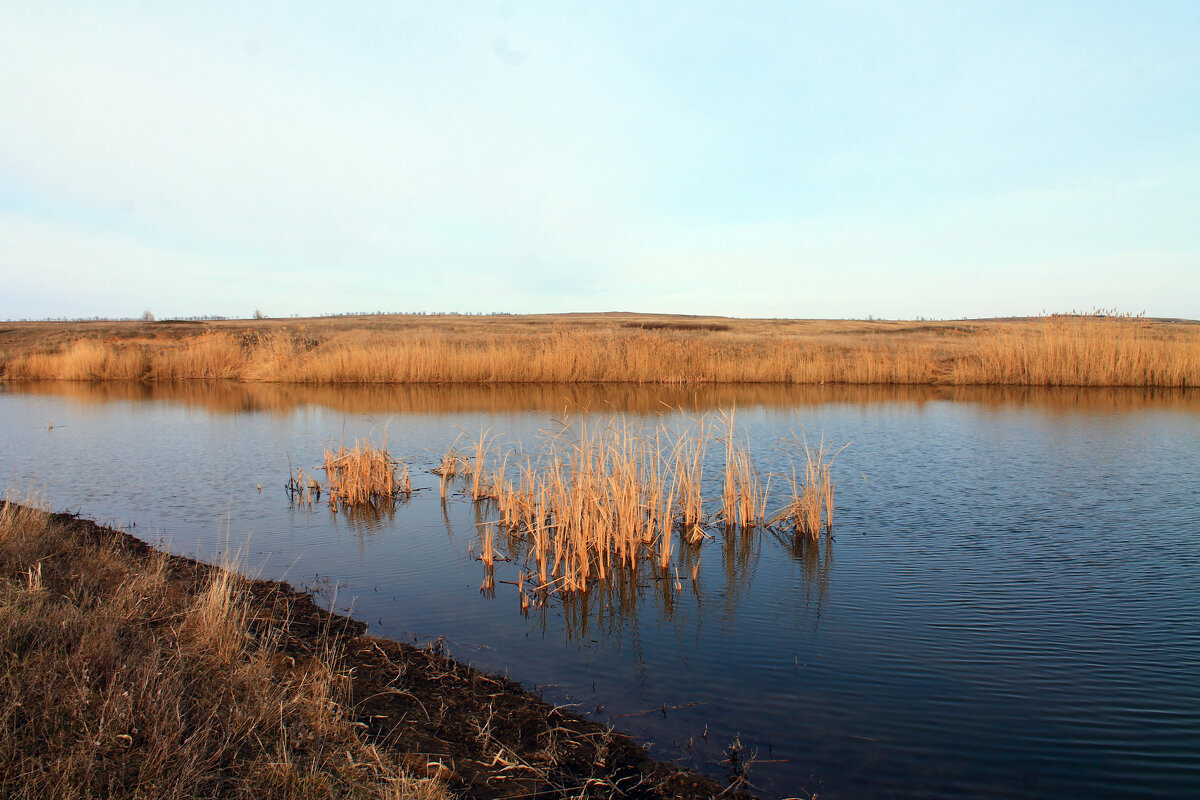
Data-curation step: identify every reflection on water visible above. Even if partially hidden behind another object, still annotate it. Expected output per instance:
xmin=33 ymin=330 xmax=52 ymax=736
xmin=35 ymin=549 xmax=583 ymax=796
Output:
xmin=9 ymin=378 xmax=1200 ymax=416
xmin=326 ymin=496 xmax=407 ymax=535
xmin=3 ymin=380 xmax=1199 ymax=800
xmin=483 ymin=523 xmax=824 ymax=650
xmin=767 ymin=530 xmax=832 ymax=614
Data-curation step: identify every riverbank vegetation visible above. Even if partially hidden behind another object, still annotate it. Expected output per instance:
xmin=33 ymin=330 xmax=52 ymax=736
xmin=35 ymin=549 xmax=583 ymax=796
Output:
xmin=2 ymin=311 xmax=1197 ymax=387
xmin=0 ymin=500 xmax=442 ymax=800
xmin=0 ymin=500 xmax=739 ymax=799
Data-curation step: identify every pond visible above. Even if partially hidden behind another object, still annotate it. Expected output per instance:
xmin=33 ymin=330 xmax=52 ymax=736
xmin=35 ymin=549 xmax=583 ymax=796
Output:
xmin=3 ymin=381 xmax=1199 ymax=799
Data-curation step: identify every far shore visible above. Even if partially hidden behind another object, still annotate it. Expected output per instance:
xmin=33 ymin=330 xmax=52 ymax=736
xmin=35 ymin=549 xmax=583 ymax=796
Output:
xmin=2 ymin=311 xmax=1198 ymax=387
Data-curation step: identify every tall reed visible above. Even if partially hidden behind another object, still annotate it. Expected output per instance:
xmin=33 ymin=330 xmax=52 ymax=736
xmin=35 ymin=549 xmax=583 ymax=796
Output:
xmin=948 ymin=312 xmax=1200 ymax=386
xmin=716 ymin=411 xmax=768 ymax=529
xmin=670 ymin=416 xmax=708 ymax=542
xmin=768 ymin=435 xmax=841 ymax=538
xmin=449 ymin=413 xmax=843 ymax=598
xmin=322 ymin=438 xmax=409 ymax=508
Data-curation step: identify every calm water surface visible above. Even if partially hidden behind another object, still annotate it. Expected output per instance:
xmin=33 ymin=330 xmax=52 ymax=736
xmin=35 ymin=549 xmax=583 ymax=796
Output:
xmin=3 ymin=381 xmax=1199 ymax=799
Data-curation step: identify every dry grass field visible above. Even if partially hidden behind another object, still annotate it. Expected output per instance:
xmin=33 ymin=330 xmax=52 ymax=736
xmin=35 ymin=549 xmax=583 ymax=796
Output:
xmin=1 ymin=311 xmax=1197 ymax=386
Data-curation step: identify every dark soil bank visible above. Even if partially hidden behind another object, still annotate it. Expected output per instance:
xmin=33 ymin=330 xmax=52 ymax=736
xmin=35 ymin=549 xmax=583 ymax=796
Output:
xmin=26 ymin=509 xmax=750 ymax=799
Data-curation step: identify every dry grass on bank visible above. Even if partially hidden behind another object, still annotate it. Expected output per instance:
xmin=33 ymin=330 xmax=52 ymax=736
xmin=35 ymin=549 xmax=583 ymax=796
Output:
xmin=0 ymin=499 xmax=445 ymax=800
xmin=0 ymin=502 xmax=747 ymax=800
xmin=2 ymin=312 xmax=1198 ymax=386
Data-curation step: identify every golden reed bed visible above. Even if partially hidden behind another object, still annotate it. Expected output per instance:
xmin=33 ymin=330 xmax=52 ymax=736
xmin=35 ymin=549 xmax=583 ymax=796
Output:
xmin=2 ymin=312 xmax=1197 ymax=387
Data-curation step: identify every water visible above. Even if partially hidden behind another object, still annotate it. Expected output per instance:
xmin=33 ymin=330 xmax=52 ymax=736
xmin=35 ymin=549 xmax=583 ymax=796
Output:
xmin=3 ymin=381 xmax=1199 ymax=799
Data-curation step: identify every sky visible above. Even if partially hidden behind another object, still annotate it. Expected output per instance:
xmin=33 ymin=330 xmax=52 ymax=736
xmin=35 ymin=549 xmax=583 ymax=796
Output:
xmin=1 ymin=1 xmax=1198 ymax=320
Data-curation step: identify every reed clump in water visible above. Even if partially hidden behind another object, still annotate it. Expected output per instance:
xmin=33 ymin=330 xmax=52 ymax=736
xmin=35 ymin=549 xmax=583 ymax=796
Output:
xmin=322 ymin=439 xmax=411 ymax=509
xmin=433 ymin=445 xmax=471 ymax=480
xmin=671 ymin=417 xmax=708 ymax=544
xmin=284 ymin=466 xmax=323 ymax=506
xmin=768 ymin=435 xmax=842 ymax=538
xmin=457 ymin=421 xmax=695 ymax=595
xmin=451 ymin=413 xmax=840 ymax=598
xmin=431 ymin=437 xmax=473 ymax=499
xmin=717 ymin=411 xmax=769 ymax=530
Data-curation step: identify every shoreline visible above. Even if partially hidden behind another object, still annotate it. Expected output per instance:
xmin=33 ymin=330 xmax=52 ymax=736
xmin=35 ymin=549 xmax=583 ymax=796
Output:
xmin=0 ymin=502 xmax=747 ymax=799
xmin=2 ymin=312 xmax=1198 ymax=387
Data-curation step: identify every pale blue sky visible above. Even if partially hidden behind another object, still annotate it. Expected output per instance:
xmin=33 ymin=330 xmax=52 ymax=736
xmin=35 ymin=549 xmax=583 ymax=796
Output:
xmin=1 ymin=1 xmax=1197 ymax=320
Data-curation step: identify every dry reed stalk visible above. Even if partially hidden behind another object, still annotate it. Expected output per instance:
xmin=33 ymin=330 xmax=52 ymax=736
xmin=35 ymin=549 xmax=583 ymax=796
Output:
xmin=285 ymin=467 xmax=324 ymax=505
xmin=322 ymin=438 xmax=408 ymax=508
xmin=433 ymin=441 xmax=471 ymax=498
xmin=433 ymin=437 xmax=470 ymax=478
xmin=656 ymin=501 xmax=674 ymax=571
xmin=716 ymin=411 xmax=768 ymax=529
xmin=670 ymin=417 xmax=708 ymax=535
xmin=768 ymin=435 xmax=841 ymax=539
xmin=478 ymin=524 xmax=496 ymax=568
xmin=469 ymin=430 xmax=495 ymax=501
xmin=453 ymin=412 xmax=844 ymax=602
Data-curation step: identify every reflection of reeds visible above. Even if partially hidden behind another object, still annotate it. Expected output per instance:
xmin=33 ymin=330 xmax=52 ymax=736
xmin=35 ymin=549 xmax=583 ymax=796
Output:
xmin=768 ymin=527 xmax=833 ymax=610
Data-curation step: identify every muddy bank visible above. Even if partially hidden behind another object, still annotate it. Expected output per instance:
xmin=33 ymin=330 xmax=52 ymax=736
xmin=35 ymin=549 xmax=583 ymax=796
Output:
xmin=4 ymin=504 xmax=748 ymax=799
